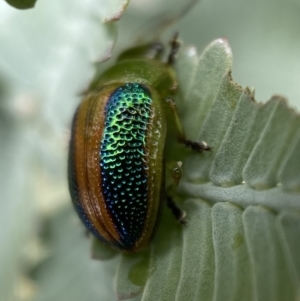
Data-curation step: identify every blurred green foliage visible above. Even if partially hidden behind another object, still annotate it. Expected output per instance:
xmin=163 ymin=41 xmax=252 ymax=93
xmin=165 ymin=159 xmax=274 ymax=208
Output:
xmin=4 ymin=0 xmax=37 ymax=10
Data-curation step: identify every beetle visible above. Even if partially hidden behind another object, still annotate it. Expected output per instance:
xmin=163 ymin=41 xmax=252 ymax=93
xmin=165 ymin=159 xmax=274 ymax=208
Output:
xmin=68 ymin=33 xmax=211 ymax=252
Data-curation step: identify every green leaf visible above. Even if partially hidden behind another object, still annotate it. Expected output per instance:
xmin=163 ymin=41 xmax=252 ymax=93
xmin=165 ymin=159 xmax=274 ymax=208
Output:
xmin=4 ymin=0 xmax=37 ymax=10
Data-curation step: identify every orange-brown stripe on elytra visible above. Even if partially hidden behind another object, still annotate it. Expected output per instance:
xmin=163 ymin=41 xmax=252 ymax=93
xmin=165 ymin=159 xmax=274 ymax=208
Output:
xmin=74 ymin=86 xmax=120 ymax=244
xmin=85 ymin=85 xmax=124 ymax=245
xmin=73 ymin=93 xmax=113 ymax=243
xmin=132 ymin=87 xmax=166 ymax=251
xmin=83 ymin=93 xmax=116 ymax=242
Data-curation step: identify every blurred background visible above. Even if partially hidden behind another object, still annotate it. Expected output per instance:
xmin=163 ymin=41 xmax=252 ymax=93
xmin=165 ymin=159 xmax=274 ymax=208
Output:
xmin=0 ymin=0 xmax=299 ymax=300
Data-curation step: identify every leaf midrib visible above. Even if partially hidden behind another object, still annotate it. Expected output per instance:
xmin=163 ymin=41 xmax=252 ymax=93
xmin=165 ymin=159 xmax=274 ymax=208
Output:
xmin=179 ymin=181 xmax=300 ymax=213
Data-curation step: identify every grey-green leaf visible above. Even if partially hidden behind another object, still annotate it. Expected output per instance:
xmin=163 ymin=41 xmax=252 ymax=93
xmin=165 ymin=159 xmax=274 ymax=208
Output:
xmin=183 ymin=72 xmax=243 ymax=181
xmin=176 ymin=38 xmax=233 ymax=140
xmin=277 ymin=212 xmax=300 ymax=285
xmin=212 ymin=202 xmax=253 ymax=301
xmin=243 ymin=97 xmax=299 ymax=189
xmin=243 ymin=206 xmax=296 ymax=301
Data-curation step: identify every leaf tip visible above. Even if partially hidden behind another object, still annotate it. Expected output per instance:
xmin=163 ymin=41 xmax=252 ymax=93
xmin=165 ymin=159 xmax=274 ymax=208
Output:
xmin=214 ymin=37 xmax=232 ymax=56
xmin=103 ymin=0 xmax=130 ymax=23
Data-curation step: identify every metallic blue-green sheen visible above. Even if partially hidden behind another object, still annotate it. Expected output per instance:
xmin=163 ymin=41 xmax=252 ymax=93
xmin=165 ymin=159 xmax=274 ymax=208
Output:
xmin=100 ymin=83 xmax=152 ymax=248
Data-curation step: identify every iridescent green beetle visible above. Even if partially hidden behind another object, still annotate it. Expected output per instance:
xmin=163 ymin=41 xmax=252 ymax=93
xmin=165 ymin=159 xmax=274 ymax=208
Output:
xmin=68 ymin=34 xmax=211 ymax=252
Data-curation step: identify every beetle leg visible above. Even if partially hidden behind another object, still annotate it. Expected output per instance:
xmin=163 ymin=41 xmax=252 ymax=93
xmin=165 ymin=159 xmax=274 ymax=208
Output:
xmin=167 ymin=32 xmax=181 ymax=65
xmin=165 ymin=97 xmax=212 ymax=152
xmin=166 ymin=161 xmax=187 ymax=224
